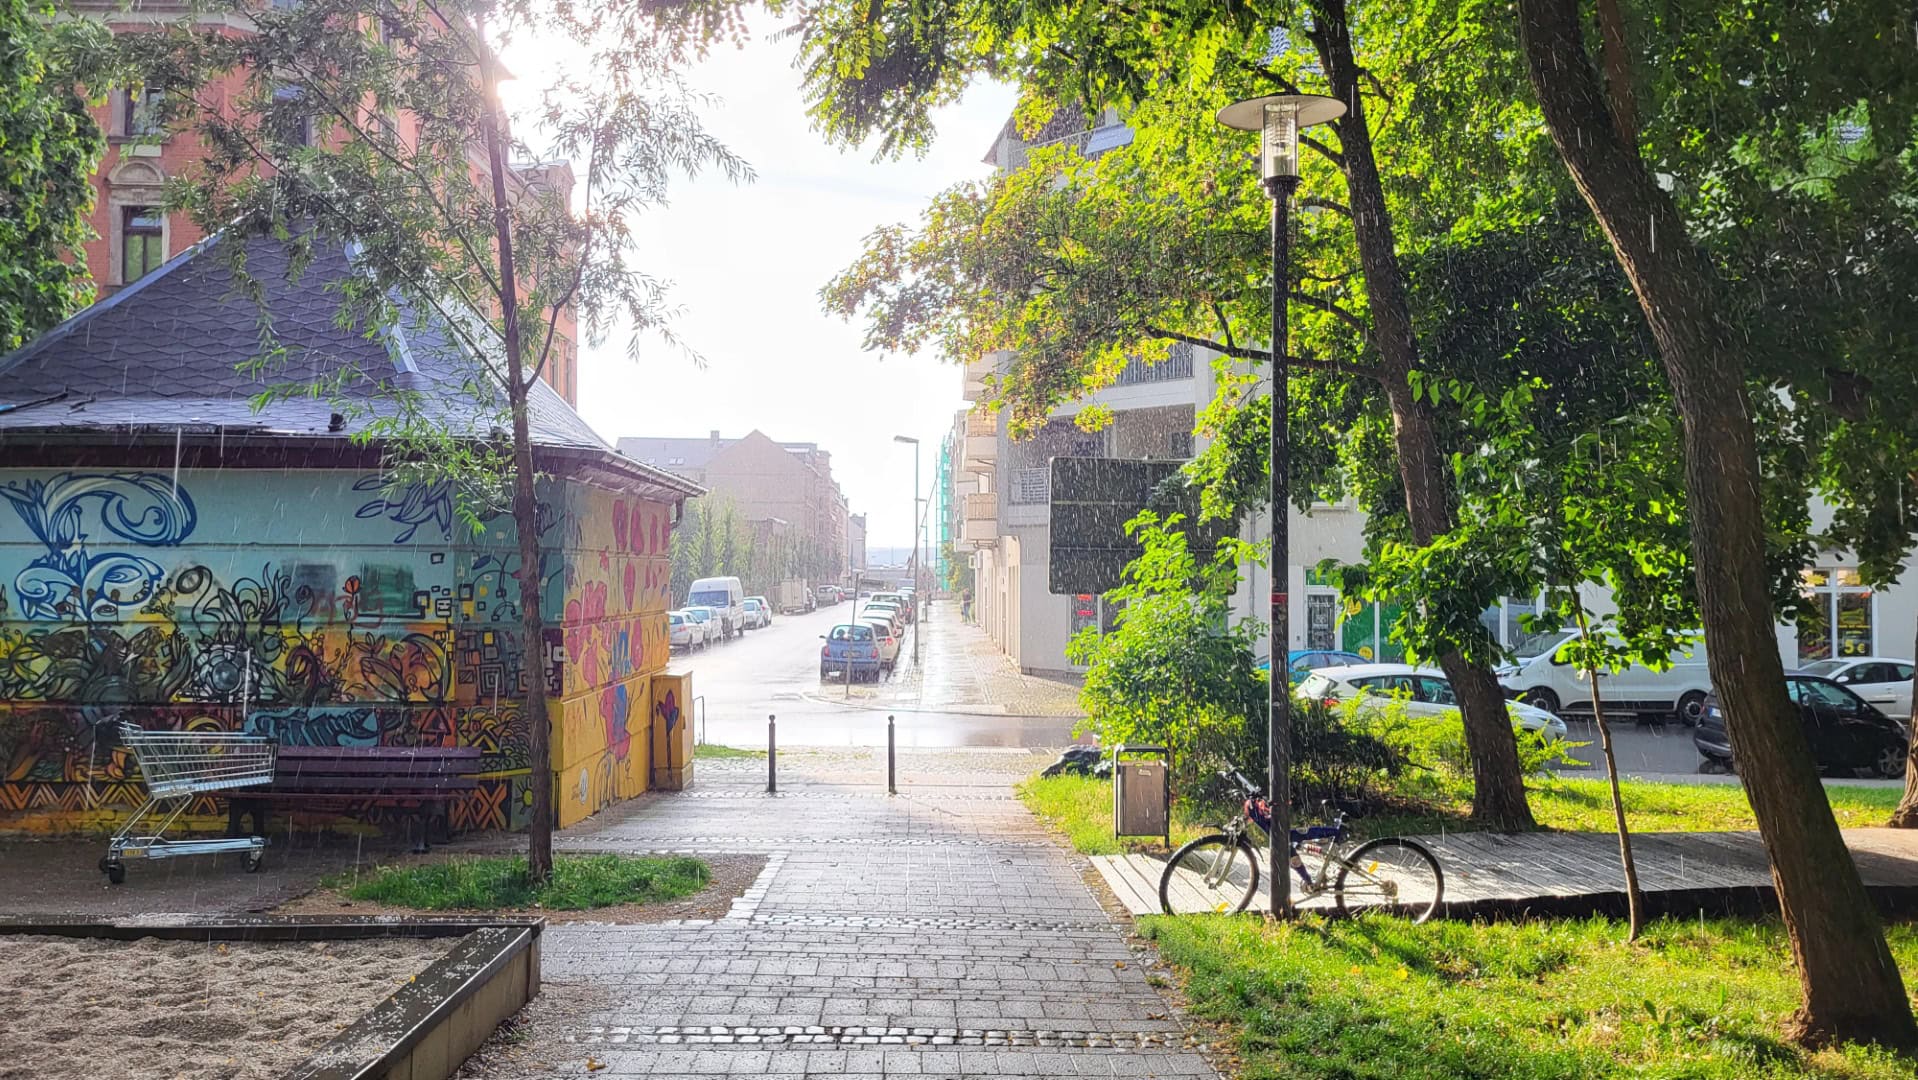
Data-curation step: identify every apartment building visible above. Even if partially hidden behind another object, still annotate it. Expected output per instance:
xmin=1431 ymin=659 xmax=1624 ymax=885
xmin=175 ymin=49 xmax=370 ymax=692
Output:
xmin=72 ymin=0 xmax=582 ymax=405
xmin=618 ymin=430 xmax=853 ymax=582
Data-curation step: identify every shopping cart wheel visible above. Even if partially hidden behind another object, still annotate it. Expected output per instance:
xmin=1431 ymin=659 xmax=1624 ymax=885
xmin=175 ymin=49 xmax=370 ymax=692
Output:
xmin=243 ymin=851 xmax=264 ymax=874
xmin=99 ymin=858 xmax=125 ymax=885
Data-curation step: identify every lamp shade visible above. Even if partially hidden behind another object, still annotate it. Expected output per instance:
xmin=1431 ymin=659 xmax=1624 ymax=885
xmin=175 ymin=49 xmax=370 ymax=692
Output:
xmin=1216 ymin=93 xmax=1346 ymax=181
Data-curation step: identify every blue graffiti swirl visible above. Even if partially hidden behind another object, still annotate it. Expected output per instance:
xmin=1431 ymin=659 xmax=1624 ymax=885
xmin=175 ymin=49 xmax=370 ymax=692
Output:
xmin=0 ymin=473 xmax=197 ymax=620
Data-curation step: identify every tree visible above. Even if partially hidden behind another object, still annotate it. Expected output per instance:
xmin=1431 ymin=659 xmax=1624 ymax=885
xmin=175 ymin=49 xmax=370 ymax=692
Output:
xmin=1514 ymin=0 xmax=1916 ymax=1048
xmin=1 ymin=0 xmax=108 ymax=349
xmin=154 ymin=0 xmax=746 ymax=882
xmin=819 ymin=0 xmax=1543 ymax=828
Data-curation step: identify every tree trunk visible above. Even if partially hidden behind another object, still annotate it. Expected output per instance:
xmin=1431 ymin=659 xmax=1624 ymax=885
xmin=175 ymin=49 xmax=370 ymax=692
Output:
xmin=1888 ymin=616 xmax=1918 ymax=827
xmin=1573 ymin=604 xmax=1644 ymax=941
xmin=1312 ymin=0 xmax=1535 ymax=831
xmin=480 ymin=22 xmax=554 ymax=884
xmin=1517 ymin=0 xmax=1915 ymax=1048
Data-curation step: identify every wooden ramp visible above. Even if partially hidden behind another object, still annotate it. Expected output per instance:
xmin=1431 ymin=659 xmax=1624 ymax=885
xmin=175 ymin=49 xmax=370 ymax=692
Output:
xmin=1092 ymin=827 xmax=1918 ymax=918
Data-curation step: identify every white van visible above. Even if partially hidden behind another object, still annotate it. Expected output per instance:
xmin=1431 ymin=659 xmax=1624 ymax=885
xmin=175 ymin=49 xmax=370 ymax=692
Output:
xmin=686 ymin=576 xmax=747 ymax=640
xmin=1497 ymin=628 xmax=1713 ymax=725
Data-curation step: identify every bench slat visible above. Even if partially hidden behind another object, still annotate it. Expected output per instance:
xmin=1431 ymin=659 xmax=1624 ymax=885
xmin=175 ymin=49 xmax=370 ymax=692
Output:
xmin=274 ymin=746 xmax=481 ymax=761
xmin=276 ymin=759 xmax=475 ymax=778
xmin=263 ymin=776 xmax=478 ymax=791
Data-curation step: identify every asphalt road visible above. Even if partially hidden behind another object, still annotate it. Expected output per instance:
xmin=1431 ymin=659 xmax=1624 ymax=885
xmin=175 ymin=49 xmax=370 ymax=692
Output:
xmin=669 ymin=603 xmax=1084 ymax=750
xmin=1550 ymin=715 xmax=1902 ymax=789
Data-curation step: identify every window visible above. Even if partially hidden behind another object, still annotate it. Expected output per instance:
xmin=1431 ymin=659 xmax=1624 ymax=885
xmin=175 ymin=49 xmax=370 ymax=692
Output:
xmin=1305 ymin=594 xmax=1337 ymax=650
xmin=121 ymin=81 xmax=164 ymax=137
xmin=1797 ymin=568 xmax=1874 ymax=665
xmin=1416 ymin=676 xmax=1457 ymax=706
xmin=121 ymin=206 xmax=165 ymax=283
xmin=273 ymin=86 xmax=313 ymax=147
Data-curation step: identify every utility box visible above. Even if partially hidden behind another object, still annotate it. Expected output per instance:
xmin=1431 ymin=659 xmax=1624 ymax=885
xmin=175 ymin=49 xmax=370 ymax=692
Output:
xmin=649 ymin=671 xmax=695 ymax=791
xmin=1113 ymin=744 xmax=1170 ymax=846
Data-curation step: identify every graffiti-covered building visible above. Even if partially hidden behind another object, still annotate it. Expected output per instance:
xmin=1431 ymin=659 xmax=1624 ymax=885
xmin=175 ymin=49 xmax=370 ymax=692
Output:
xmin=0 ymin=235 xmax=700 ymax=834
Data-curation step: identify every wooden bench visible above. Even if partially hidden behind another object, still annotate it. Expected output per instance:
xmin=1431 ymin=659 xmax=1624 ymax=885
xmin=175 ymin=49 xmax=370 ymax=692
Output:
xmin=227 ymin=746 xmax=483 ymax=853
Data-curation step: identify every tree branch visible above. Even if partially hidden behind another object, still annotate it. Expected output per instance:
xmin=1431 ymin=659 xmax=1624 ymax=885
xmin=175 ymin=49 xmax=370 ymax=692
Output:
xmin=1301 ymin=197 xmax=1351 ymax=218
xmin=1208 ymin=299 xmax=1237 ymax=352
xmin=1301 ymin=132 xmax=1343 ymax=169
xmin=1143 ymin=325 xmax=1378 ymax=378
xmin=1289 ymin=290 xmax=1371 ymax=338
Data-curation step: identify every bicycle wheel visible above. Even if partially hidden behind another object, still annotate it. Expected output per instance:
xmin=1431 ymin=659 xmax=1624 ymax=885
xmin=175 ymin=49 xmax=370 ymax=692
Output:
xmin=1333 ymin=837 xmax=1444 ymax=923
xmin=1159 ymin=833 xmax=1260 ymax=915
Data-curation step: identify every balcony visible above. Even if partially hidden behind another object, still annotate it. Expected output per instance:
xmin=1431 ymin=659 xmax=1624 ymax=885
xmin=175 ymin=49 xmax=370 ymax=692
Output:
xmin=963 ymin=354 xmax=1001 ymax=403
xmin=963 ymin=410 xmax=998 ymax=472
xmin=962 ymin=492 xmax=998 ymax=545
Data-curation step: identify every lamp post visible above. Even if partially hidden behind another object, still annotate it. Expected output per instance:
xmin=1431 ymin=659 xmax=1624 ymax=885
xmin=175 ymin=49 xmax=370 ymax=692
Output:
xmin=893 ymin=435 xmax=922 ymax=665
xmin=1217 ymin=92 xmax=1345 ymax=920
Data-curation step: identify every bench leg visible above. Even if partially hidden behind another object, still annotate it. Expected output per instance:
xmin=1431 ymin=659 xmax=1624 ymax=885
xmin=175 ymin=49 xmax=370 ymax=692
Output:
xmin=228 ymin=800 xmax=268 ymax=838
xmin=410 ymin=810 xmax=431 ymax=855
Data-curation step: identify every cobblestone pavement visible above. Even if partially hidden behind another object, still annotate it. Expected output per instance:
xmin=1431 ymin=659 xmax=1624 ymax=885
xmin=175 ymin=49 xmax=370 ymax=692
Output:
xmin=481 ymin=749 xmax=1219 ymax=1079
xmin=812 ymin=607 xmax=1087 ymax=720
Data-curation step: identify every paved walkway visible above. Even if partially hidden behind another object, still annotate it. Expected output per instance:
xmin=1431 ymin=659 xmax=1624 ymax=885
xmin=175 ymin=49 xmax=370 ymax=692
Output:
xmin=1096 ymin=826 xmax=1918 ymax=918
xmin=809 ymin=607 xmax=1087 ymax=719
xmin=480 ymin=749 xmax=1217 ymax=1079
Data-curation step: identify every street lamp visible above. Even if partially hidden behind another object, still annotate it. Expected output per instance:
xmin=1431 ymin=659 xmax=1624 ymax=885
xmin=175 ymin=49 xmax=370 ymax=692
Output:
xmin=1217 ymin=92 xmax=1345 ymax=920
xmin=893 ymin=435 xmax=922 ymax=665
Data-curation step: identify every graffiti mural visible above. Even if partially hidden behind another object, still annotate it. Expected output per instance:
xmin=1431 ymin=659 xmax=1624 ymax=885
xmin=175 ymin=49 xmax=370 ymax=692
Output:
xmin=0 ymin=468 xmax=682 ymax=834
xmin=352 ymin=475 xmax=462 ymax=545
xmin=0 ymin=473 xmax=197 ymax=621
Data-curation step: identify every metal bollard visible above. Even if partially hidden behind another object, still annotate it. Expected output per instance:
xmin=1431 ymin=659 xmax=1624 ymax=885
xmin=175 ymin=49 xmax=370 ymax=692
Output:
xmin=767 ymin=713 xmax=777 ymax=794
xmin=887 ymin=715 xmax=897 ymax=795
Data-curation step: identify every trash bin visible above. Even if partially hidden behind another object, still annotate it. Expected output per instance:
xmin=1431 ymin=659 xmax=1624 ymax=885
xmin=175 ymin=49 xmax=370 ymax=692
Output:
xmin=1113 ymin=744 xmax=1170 ymax=847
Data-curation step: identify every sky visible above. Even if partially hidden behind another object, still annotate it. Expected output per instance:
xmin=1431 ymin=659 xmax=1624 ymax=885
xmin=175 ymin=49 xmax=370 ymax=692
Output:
xmin=507 ymin=17 xmax=1016 ymax=552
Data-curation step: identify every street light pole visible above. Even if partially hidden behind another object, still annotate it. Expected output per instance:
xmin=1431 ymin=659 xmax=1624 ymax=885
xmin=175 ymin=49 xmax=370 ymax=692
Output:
xmin=894 ymin=434 xmax=922 ymax=665
xmin=1218 ymin=92 xmax=1345 ymax=921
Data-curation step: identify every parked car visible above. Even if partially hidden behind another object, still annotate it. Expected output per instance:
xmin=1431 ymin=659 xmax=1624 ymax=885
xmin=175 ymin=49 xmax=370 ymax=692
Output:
xmin=860 ymin=602 xmax=904 ymax=634
xmin=668 ymin=610 xmax=699 ymax=651
xmin=1257 ymin=649 xmax=1369 ymax=684
xmin=1497 ymin=628 xmax=1713 ymax=726
xmin=682 ymin=606 xmax=720 ymax=647
xmin=1694 ymin=673 xmax=1908 ymax=779
xmin=1797 ymin=657 xmax=1914 ymax=719
xmin=821 ymin=623 xmax=882 ymax=682
xmin=871 ymin=591 xmax=914 ymax=623
xmin=687 ymin=576 xmax=747 ymax=639
xmin=815 ymin=585 xmax=841 ymax=606
xmin=743 ymin=597 xmax=772 ymax=629
xmin=861 ymin=617 xmax=901 ymax=671
xmin=1300 ymin=663 xmax=1569 ymax=742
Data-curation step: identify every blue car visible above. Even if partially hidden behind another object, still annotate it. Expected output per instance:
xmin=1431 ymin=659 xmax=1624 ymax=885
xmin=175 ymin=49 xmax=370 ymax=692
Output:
xmin=1257 ymin=649 xmax=1370 ymax=684
xmin=820 ymin=623 xmax=883 ymax=682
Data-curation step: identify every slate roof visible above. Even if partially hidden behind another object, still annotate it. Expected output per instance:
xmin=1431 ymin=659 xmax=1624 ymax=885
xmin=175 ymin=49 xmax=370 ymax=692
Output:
xmin=0 ymin=233 xmax=700 ymax=499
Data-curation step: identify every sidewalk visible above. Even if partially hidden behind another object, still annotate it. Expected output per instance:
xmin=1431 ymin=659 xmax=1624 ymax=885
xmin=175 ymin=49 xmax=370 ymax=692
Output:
xmin=808 ymin=605 xmax=1088 ymax=719
xmin=467 ymin=748 xmax=1219 ymax=1079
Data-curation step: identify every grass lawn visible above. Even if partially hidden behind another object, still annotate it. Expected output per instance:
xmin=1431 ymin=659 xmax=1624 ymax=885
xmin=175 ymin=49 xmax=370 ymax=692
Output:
xmin=1016 ymin=773 xmax=1903 ymax=855
xmin=328 ymin=853 xmax=710 ymax=911
xmin=693 ymin=743 xmax=765 ymax=760
xmin=1142 ymin=914 xmax=1918 ymax=1079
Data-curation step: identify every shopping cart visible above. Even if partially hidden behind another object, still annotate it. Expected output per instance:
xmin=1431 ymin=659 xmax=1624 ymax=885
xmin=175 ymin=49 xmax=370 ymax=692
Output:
xmin=101 ymin=722 xmax=278 ymax=885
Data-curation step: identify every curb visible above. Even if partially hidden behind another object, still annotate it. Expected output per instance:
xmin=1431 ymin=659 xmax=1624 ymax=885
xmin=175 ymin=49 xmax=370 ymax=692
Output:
xmin=795 ymin=691 xmax=1083 ymax=722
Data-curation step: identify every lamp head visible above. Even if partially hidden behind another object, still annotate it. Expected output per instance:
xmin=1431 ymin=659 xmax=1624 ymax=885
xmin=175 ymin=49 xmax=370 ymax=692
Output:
xmin=1216 ymin=93 xmax=1345 ymax=184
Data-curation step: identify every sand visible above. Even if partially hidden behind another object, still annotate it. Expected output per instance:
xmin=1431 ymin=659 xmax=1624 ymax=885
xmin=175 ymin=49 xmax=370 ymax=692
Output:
xmin=0 ymin=934 xmax=454 ymax=1080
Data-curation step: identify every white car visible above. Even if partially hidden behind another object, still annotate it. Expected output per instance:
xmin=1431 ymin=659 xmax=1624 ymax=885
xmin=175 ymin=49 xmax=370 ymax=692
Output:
xmin=1497 ymin=628 xmax=1713 ymax=725
xmin=682 ymin=606 xmax=721 ymax=647
xmin=872 ymin=591 xmax=914 ymax=623
xmin=1798 ymin=657 xmax=1914 ymax=718
xmin=1301 ymin=663 xmax=1569 ymax=741
xmin=743 ymin=597 xmax=773 ymax=629
xmin=860 ymin=603 xmax=904 ymax=633
xmin=861 ymin=617 xmax=902 ymax=671
xmin=668 ymin=610 xmax=699 ymax=651
xmin=671 ymin=610 xmax=709 ymax=652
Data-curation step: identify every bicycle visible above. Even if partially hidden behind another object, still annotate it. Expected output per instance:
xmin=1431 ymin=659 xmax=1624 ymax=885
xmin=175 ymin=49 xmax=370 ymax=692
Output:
xmin=1157 ymin=768 xmax=1444 ymax=921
